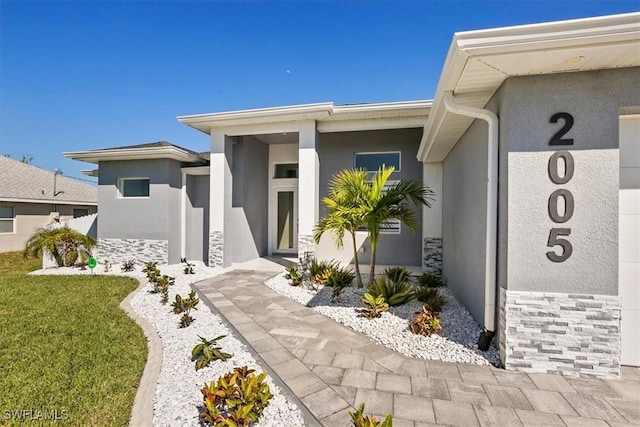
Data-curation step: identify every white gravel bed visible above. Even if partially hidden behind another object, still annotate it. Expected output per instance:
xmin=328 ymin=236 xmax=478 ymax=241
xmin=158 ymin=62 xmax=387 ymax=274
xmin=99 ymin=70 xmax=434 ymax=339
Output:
xmin=265 ymin=273 xmax=501 ymax=366
xmin=31 ymin=262 xmax=305 ymax=427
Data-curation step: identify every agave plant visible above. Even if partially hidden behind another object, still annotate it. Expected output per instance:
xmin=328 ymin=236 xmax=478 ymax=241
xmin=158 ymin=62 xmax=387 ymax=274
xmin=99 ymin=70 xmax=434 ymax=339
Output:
xmin=368 ymin=276 xmax=415 ymax=306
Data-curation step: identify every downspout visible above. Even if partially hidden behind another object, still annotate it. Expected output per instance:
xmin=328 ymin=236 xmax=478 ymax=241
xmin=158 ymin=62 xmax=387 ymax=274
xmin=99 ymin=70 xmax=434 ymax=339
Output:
xmin=442 ymin=91 xmax=498 ymax=344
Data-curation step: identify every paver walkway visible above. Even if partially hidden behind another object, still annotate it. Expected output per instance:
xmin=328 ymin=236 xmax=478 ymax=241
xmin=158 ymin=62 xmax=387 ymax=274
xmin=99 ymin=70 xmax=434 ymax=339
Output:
xmin=194 ymin=270 xmax=640 ymax=427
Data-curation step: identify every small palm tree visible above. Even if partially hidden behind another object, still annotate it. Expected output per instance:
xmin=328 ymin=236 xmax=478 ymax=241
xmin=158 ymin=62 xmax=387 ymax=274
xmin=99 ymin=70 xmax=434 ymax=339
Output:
xmin=315 ymin=166 xmax=434 ymax=286
xmin=23 ymin=226 xmax=96 ymax=267
xmin=314 ymin=169 xmax=369 ymax=287
xmin=362 ymin=166 xmax=434 ymax=284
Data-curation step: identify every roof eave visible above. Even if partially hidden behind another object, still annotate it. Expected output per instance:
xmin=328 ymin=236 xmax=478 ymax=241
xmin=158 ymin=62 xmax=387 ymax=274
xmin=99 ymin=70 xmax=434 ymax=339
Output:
xmin=63 ymin=146 xmax=205 ymax=164
xmin=418 ymin=12 xmax=640 ymax=163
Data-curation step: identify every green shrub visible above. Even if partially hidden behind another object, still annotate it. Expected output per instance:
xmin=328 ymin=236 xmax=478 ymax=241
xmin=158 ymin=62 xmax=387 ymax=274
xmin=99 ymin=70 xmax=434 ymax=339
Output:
xmin=200 ymin=366 xmax=273 ymax=426
xmin=368 ymin=276 xmax=415 ymax=306
xmin=383 ymin=266 xmax=412 ymax=284
xmin=408 ymin=305 xmax=442 ymax=336
xmin=413 ymin=288 xmax=447 ymax=313
xmin=308 ymin=258 xmax=339 ymax=285
xmin=192 ymin=335 xmax=232 ymax=370
xmin=325 ymin=266 xmax=355 ymax=301
xmin=23 ymin=226 xmax=96 ymax=267
xmin=284 ymin=266 xmax=303 ymax=286
xmin=181 ymin=257 xmax=195 ymax=274
xmin=349 ymin=403 xmax=393 ymax=427
xmin=359 ymin=293 xmax=389 ymax=320
xmin=417 ymin=273 xmax=444 ymax=288
xmin=121 ymin=259 xmax=136 ymax=272
xmin=175 ymin=290 xmax=199 ymax=328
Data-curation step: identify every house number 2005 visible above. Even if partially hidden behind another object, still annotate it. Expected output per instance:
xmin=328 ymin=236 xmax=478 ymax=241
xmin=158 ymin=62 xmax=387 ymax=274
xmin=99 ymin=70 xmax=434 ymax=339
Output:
xmin=546 ymin=113 xmax=575 ymax=263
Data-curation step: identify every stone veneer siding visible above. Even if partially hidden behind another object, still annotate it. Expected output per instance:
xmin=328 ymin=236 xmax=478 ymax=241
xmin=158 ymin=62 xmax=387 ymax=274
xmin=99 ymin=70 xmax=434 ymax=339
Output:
xmin=499 ymin=288 xmax=621 ymax=379
xmin=423 ymin=237 xmax=442 ymax=277
xmin=97 ymin=238 xmax=168 ymax=264
xmin=208 ymin=231 xmax=223 ymax=268
xmin=298 ymin=234 xmax=315 ymax=260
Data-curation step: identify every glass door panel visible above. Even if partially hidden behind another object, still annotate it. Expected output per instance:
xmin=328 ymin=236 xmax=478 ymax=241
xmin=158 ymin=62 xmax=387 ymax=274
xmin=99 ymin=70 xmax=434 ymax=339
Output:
xmin=277 ymin=191 xmax=295 ymax=251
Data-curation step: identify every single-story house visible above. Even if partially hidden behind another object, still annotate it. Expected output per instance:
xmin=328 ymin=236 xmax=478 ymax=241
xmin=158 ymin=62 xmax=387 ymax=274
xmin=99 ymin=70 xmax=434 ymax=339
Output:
xmin=65 ymin=12 xmax=639 ymax=378
xmin=0 ymin=156 xmax=98 ymax=252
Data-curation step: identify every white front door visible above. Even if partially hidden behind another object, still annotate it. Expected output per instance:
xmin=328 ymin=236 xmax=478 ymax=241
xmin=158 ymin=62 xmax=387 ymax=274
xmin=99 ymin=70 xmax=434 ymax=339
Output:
xmin=271 ymin=187 xmax=298 ymax=254
xmin=619 ymin=115 xmax=640 ymax=367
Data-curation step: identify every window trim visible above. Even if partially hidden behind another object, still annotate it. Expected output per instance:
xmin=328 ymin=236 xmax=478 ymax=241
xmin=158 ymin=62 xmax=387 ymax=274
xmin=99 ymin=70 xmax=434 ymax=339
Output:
xmin=117 ymin=177 xmax=150 ymax=199
xmin=0 ymin=205 xmax=15 ymax=234
xmin=354 ymin=151 xmax=401 ymax=173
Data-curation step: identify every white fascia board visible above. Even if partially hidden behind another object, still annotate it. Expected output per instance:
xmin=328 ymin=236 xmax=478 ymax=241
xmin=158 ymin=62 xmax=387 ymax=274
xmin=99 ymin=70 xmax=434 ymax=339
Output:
xmin=417 ymin=12 xmax=640 ymax=163
xmin=81 ymin=169 xmax=99 ymax=177
xmin=63 ymin=147 xmax=204 ymax=164
xmin=181 ymin=166 xmax=210 ymax=175
xmin=177 ymin=103 xmax=334 ymax=133
xmin=318 ymin=116 xmax=427 ymax=133
xmin=0 ymin=197 xmax=97 ymax=206
xmin=455 ymin=12 xmax=640 ymax=55
xmin=331 ymin=100 xmax=432 ymax=115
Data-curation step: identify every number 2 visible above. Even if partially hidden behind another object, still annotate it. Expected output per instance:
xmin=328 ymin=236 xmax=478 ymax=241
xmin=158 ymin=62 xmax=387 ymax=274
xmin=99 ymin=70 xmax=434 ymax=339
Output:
xmin=549 ymin=112 xmax=574 ymax=145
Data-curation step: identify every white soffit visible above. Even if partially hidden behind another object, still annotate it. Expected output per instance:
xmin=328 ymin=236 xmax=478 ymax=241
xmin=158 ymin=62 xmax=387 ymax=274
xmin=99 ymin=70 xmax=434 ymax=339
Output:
xmin=63 ymin=147 xmax=204 ymax=164
xmin=419 ymin=12 xmax=640 ymax=163
xmin=178 ymin=100 xmax=432 ymax=134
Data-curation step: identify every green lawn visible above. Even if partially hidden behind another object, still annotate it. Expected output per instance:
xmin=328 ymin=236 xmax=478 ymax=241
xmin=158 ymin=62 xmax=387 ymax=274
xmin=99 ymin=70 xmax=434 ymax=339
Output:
xmin=0 ymin=252 xmax=148 ymax=426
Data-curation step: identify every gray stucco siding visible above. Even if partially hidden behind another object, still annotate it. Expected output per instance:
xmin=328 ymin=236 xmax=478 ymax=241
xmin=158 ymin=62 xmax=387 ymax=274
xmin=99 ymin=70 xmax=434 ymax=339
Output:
xmin=97 ymin=159 xmax=185 ymax=263
xmin=499 ymin=67 xmax=640 ymax=296
xmin=185 ymin=174 xmax=210 ymax=261
xmin=442 ymin=116 xmax=490 ymax=325
xmin=317 ymin=128 xmax=424 ymax=267
xmin=227 ymin=136 xmax=269 ymax=263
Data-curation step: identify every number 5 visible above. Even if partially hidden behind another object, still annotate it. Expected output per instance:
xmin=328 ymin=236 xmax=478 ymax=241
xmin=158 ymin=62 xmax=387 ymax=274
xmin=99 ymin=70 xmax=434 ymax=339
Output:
xmin=546 ymin=228 xmax=573 ymax=262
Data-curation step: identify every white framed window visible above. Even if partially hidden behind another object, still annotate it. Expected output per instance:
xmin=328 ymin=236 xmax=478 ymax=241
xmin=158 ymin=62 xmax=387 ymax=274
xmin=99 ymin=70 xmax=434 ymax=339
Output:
xmin=273 ymin=163 xmax=298 ymax=179
xmin=117 ymin=178 xmax=150 ymax=198
xmin=0 ymin=206 xmax=15 ymax=234
xmin=358 ymin=180 xmax=401 ymax=235
xmin=354 ymin=151 xmax=401 ymax=172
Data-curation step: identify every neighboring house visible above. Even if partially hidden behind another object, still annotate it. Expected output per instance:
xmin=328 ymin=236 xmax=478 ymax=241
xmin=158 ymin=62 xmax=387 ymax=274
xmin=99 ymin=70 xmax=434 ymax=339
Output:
xmin=0 ymin=156 xmax=97 ymax=252
xmin=65 ymin=12 xmax=639 ymax=378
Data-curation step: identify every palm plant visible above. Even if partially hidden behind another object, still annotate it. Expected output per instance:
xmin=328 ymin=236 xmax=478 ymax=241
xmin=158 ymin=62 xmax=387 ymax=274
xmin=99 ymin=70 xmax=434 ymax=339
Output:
xmin=315 ymin=166 xmax=434 ymax=286
xmin=23 ymin=226 xmax=96 ymax=267
xmin=313 ymin=169 xmax=369 ymax=288
xmin=362 ymin=166 xmax=434 ymax=284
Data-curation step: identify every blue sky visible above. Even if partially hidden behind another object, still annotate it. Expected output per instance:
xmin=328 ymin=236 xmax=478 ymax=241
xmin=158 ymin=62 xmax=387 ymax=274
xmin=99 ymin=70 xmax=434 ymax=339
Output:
xmin=1 ymin=1 xmax=638 ymax=183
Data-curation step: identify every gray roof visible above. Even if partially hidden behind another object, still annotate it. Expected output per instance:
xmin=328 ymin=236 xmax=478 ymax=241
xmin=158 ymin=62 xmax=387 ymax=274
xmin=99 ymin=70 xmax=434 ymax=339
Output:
xmin=96 ymin=141 xmax=207 ymax=160
xmin=0 ymin=156 xmax=97 ymax=204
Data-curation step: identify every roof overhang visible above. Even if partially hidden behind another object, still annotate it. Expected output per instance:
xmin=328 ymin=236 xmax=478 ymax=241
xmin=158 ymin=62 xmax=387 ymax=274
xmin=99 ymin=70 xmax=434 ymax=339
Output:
xmin=178 ymin=100 xmax=432 ymax=134
xmin=63 ymin=146 xmax=205 ymax=164
xmin=418 ymin=12 xmax=640 ymax=163
xmin=0 ymin=197 xmax=97 ymax=206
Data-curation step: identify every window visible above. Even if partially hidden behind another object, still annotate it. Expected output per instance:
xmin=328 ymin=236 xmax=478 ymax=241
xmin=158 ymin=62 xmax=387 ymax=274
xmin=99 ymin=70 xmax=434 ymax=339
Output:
xmin=0 ymin=206 xmax=15 ymax=234
xmin=357 ymin=181 xmax=401 ymax=234
xmin=73 ymin=209 xmax=89 ymax=218
xmin=118 ymin=178 xmax=150 ymax=198
xmin=274 ymin=163 xmax=298 ymax=179
xmin=354 ymin=152 xmax=401 ymax=172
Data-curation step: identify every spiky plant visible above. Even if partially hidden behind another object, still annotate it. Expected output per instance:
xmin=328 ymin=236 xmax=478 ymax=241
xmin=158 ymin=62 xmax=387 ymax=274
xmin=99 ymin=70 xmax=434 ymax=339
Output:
xmin=23 ymin=226 xmax=96 ymax=267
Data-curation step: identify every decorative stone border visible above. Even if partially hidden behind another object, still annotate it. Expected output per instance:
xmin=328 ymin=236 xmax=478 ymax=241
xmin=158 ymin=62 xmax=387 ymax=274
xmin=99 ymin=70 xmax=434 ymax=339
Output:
xmin=500 ymin=288 xmax=621 ymax=379
xmin=119 ymin=279 xmax=163 ymax=427
xmin=97 ymin=238 xmax=168 ymax=264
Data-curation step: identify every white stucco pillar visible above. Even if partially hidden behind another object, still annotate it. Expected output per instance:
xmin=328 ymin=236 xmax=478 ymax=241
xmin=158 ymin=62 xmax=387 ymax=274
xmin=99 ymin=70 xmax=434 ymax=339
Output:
xmin=208 ymin=130 xmax=232 ymax=267
xmin=298 ymin=121 xmax=319 ymax=256
xmin=422 ymin=161 xmax=443 ymax=275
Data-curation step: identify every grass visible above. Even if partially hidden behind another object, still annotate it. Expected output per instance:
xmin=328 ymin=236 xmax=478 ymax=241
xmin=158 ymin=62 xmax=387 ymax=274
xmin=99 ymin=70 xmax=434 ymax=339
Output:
xmin=0 ymin=252 xmax=147 ymax=426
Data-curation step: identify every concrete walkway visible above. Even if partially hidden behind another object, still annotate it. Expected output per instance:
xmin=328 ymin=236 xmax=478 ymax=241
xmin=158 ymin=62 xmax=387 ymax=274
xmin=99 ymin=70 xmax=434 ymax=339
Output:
xmin=194 ymin=270 xmax=640 ymax=427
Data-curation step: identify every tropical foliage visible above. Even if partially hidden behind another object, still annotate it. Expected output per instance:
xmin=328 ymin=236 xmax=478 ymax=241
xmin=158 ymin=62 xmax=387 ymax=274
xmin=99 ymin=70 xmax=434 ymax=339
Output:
xmin=314 ymin=166 xmax=434 ymax=286
xmin=23 ymin=226 xmax=95 ymax=267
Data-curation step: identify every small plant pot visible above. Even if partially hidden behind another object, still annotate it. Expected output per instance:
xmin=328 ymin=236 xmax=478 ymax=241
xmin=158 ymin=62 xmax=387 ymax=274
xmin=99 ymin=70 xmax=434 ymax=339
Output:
xmin=477 ymin=330 xmax=495 ymax=351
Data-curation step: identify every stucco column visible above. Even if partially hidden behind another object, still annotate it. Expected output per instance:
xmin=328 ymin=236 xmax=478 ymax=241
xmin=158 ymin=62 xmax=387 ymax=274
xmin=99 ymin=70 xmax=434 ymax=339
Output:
xmin=297 ymin=121 xmax=319 ymax=258
xmin=208 ymin=130 xmax=233 ymax=267
xmin=422 ymin=162 xmax=443 ymax=276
